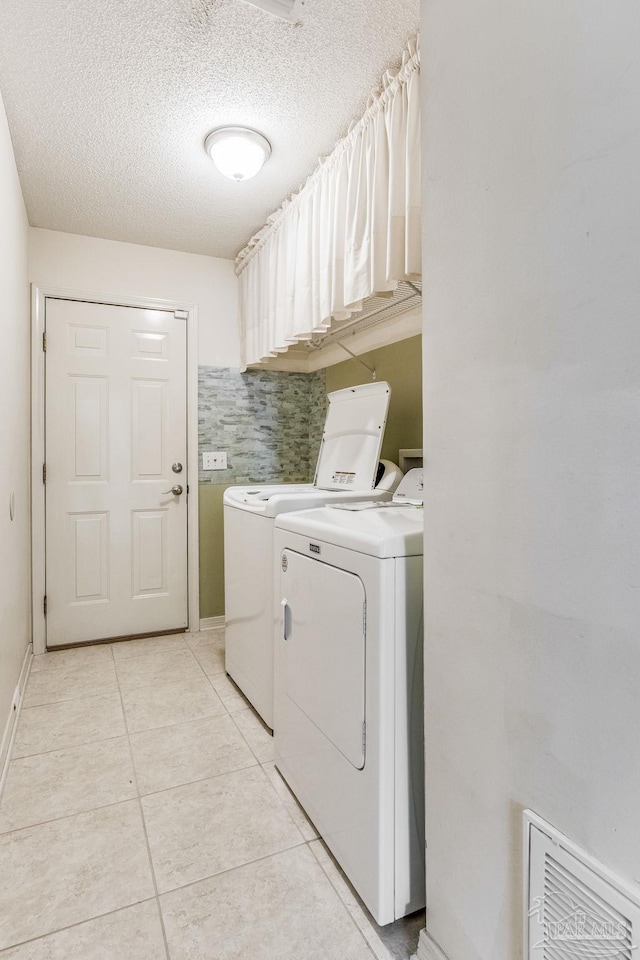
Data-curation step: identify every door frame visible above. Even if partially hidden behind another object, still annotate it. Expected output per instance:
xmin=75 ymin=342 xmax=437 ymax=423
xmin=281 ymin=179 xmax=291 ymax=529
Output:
xmin=31 ymin=283 xmax=200 ymax=655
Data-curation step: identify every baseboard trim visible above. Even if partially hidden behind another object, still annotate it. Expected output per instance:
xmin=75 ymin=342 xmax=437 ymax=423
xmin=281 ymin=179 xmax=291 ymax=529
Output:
xmin=199 ymin=616 xmax=225 ymax=630
xmin=0 ymin=643 xmax=33 ymax=800
xmin=412 ymin=929 xmax=450 ymax=960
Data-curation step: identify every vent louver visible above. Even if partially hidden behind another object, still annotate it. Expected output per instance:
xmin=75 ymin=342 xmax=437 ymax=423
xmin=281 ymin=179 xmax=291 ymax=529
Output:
xmin=541 ymin=854 xmax=633 ymax=959
xmin=525 ymin=813 xmax=640 ymax=960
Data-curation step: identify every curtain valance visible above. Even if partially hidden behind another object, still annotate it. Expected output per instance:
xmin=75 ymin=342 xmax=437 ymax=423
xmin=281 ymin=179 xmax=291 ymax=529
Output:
xmin=236 ymin=35 xmax=421 ymax=367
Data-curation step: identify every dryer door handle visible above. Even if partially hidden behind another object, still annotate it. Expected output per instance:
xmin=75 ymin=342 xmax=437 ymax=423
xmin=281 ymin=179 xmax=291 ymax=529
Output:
xmin=281 ymin=599 xmax=291 ymax=641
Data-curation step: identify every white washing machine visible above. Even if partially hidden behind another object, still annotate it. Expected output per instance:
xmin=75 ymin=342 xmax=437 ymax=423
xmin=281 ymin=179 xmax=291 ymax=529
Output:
xmin=273 ymin=470 xmax=425 ymax=926
xmin=223 ymin=381 xmax=402 ymax=729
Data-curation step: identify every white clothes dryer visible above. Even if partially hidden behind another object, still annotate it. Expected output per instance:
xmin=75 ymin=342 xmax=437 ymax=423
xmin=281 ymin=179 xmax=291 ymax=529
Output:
xmin=223 ymin=382 xmax=402 ymax=729
xmin=273 ymin=470 xmax=425 ymax=926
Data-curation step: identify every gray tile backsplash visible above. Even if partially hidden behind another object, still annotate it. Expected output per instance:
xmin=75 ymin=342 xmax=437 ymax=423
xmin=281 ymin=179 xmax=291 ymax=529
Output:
xmin=198 ymin=367 xmax=326 ymax=484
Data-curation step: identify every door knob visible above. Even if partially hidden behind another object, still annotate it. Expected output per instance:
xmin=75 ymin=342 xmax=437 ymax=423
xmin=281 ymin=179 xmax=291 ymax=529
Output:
xmin=162 ymin=485 xmax=183 ymax=496
xmin=172 ymin=462 xmax=183 ymax=473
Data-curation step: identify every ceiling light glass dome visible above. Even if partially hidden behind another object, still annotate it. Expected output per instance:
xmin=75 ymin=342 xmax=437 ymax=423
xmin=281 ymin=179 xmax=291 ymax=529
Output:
xmin=204 ymin=127 xmax=272 ymax=182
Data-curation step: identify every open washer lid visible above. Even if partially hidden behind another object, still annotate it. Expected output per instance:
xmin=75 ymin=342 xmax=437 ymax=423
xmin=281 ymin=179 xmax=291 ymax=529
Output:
xmin=313 ymin=381 xmax=391 ymax=492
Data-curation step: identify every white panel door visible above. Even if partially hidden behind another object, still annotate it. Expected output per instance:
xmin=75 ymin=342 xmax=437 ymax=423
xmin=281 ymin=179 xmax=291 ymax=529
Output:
xmin=45 ymin=298 xmax=188 ymax=646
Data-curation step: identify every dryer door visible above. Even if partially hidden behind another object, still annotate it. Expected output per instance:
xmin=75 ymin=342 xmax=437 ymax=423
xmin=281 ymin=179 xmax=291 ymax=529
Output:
xmin=281 ymin=550 xmax=366 ymax=769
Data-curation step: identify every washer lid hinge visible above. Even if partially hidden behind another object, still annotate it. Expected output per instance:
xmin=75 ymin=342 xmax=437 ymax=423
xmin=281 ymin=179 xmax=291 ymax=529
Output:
xmin=362 ymin=721 xmax=366 ymax=751
xmin=362 ymin=601 xmax=367 ymax=635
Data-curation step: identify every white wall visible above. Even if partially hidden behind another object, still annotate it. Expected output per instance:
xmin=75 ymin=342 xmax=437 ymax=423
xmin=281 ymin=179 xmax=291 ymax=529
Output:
xmin=0 ymin=91 xmax=31 ymax=762
xmin=29 ymin=229 xmax=240 ymax=367
xmin=421 ymin=3 xmax=640 ymax=959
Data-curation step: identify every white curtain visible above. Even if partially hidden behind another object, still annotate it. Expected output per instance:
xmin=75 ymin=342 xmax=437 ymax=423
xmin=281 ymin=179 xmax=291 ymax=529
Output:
xmin=236 ymin=35 xmax=421 ymax=367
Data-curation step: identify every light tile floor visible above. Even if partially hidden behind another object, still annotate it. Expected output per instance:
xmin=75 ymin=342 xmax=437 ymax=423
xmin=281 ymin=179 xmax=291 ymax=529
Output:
xmin=0 ymin=630 xmax=424 ymax=959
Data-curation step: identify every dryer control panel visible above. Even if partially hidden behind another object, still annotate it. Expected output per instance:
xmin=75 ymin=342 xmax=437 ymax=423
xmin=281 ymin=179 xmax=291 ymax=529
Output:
xmin=329 ymin=468 xmax=423 ymax=511
xmin=391 ymin=468 xmax=423 ymax=505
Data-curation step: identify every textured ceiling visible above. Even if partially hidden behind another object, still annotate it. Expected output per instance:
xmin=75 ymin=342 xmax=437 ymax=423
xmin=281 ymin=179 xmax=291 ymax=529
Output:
xmin=0 ymin=0 xmax=419 ymax=258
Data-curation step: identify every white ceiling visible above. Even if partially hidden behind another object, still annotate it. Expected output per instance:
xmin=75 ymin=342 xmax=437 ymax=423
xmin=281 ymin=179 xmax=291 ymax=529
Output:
xmin=0 ymin=0 xmax=419 ymax=259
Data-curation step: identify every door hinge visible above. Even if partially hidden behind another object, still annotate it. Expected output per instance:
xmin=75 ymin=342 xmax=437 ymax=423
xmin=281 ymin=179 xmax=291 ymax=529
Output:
xmin=42 ymin=463 xmax=46 ymax=484
xmin=42 ymin=331 xmax=47 ymax=351
xmin=43 ymin=595 xmax=47 ymax=616
xmin=362 ymin=601 xmax=367 ymax=635
xmin=362 ymin=721 xmax=367 ymax=751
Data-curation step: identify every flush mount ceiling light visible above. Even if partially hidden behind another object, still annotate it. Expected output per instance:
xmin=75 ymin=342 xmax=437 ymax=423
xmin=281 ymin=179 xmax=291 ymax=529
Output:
xmin=204 ymin=127 xmax=272 ymax=182
xmin=239 ymin=0 xmax=305 ymax=23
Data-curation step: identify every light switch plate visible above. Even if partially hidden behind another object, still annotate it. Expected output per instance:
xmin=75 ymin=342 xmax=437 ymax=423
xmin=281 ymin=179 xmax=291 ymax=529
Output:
xmin=203 ymin=451 xmax=228 ymax=471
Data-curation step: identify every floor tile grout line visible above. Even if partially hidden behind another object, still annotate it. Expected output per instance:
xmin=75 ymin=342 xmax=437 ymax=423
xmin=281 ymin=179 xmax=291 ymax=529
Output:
xmin=261 ymin=758 xmax=385 ymax=958
xmin=186 ymin=642 xmax=224 ymax=687
xmin=32 ymin=631 xmax=217 ymax=669
xmin=114 ymin=653 xmax=173 ymax=960
xmin=311 ymin=837 xmax=417 ymax=960
xmin=113 ymin=645 xmax=204 ymax=692
xmin=118 ymin=645 xmax=290 ymax=796
xmin=111 ymin=639 xmax=194 ymax=664
xmin=119 ymin=639 xmax=316 ymax=943
xmin=0 ymin=661 xmax=121 ymax=836
xmin=256 ymin=772 xmax=308 ymax=845
xmin=117 ymin=668 xmax=226 ymax=698
xmin=0 ymin=652 xmax=34 ymax=810
xmin=22 ymin=658 xmax=120 ymax=710
xmin=0 ymin=898 xmax=159 ymax=957
xmin=32 ymin=646 xmax=114 ymax=663
xmin=194 ymin=664 xmax=228 ymax=681
xmin=221 ymin=713 xmax=310 ymax=844
xmin=1 ymin=650 xmax=164 ymax=955
xmin=124 ymin=668 xmax=225 ymax=687
xmin=228 ymin=710 xmax=276 ymax=769
xmin=18 ymin=689 xmax=122 ymax=710
xmin=28 ymin=662 xmax=115 ymax=677
xmin=120 ymin=639 xmax=309 ymax=908
xmin=202 ymin=648 xmax=312 ymax=838
xmin=128 ymin=708 xmax=248 ymax=741
xmin=115 ymin=676 xmax=205 ymax=696
xmin=187 ymin=638 xmax=225 ymax=652
xmin=24 ymin=660 xmax=118 ymax=710
xmin=117 ymin=644 xmax=305 ymax=953
xmin=0 ymin=784 xmax=140 ymax=839
xmin=156 ymin=838 xmax=310 ymax=900
xmin=9 ymin=637 xmax=388 ymax=959
xmin=231 ymin=716 xmax=308 ymax=843
xmin=7 ymin=730 xmax=129 ymax=764
xmin=113 ymin=651 xmax=217 ymax=696
xmin=30 ymin=654 xmax=115 ymax=670
xmin=123 ymin=705 xmax=230 ymax=738
xmin=204 ymin=668 xmax=257 ymax=717
xmin=21 ymin=688 xmax=120 ymax=710
xmin=309 ymin=843 xmax=389 ymax=960
xmin=35 ymin=633 xmax=204 ymax=668
xmin=0 ymin=725 xmax=139 ymax=831
xmin=0 ymin=742 xmax=268 ymax=840
xmin=135 ymin=757 xmax=263 ymax=803
xmin=262 ymin=761 xmax=321 ymax=840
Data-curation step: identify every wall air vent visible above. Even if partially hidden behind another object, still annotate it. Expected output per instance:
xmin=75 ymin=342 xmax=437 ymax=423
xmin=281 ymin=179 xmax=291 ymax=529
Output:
xmin=524 ymin=811 xmax=640 ymax=960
